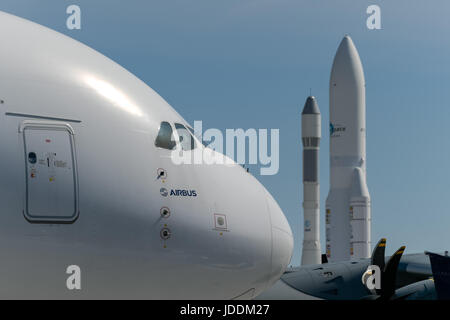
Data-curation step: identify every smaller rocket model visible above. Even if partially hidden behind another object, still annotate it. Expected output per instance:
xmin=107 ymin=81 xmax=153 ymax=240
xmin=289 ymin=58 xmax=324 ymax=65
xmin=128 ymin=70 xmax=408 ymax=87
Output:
xmin=301 ymin=96 xmax=321 ymax=265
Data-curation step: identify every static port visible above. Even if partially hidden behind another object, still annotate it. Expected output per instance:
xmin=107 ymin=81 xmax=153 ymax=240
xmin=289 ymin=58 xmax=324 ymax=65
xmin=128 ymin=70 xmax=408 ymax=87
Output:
xmin=160 ymin=228 xmax=171 ymax=240
xmin=160 ymin=207 xmax=170 ymax=218
xmin=157 ymin=168 xmax=167 ymax=179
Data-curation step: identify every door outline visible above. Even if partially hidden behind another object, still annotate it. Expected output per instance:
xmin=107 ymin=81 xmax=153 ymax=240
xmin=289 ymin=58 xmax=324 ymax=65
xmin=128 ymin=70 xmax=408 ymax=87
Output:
xmin=20 ymin=120 xmax=79 ymax=223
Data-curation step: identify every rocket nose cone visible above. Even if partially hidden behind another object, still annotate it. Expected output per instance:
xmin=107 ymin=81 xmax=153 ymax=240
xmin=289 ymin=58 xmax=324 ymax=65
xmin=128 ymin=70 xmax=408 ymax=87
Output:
xmin=330 ymin=35 xmax=365 ymax=85
xmin=302 ymin=96 xmax=320 ymax=115
xmin=337 ymin=34 xmax=356 ymax=53
xmin=334 ymin=35 xmax=359 ymax=65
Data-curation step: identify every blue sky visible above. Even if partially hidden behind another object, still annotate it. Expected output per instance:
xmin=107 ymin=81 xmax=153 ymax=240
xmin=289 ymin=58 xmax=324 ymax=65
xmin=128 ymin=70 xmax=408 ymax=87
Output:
xmin=2 ymin=1 xmax=450 ymax=266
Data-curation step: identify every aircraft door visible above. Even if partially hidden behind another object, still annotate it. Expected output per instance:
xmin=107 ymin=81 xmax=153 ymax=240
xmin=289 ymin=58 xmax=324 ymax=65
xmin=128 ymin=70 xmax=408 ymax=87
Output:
xmin=20 ymin=121 xmax=79 ymax=223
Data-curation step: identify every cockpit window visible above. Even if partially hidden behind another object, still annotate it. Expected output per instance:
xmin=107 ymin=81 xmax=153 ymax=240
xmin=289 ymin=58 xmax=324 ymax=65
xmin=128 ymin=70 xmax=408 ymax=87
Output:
xmin=175 ymin=123 xmax=196 ymax=151
xmin=155 ymin=121 xmax=176 ymax=150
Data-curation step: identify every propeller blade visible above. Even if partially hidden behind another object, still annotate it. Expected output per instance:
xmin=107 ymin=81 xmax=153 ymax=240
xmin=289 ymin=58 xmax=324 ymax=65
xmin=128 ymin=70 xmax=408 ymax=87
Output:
xmin=381 ymin=246 xmax=406 ymax=299
xmin=371 ymin=238 xmax=386 ymax=271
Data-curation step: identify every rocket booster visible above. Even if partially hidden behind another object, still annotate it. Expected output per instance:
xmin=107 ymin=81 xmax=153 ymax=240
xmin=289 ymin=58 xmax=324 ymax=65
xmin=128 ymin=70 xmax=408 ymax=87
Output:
xmin=301 ymin=96 xmax=321 ymax=265
xmin=326 ymin=36 xmax=371 ymax=262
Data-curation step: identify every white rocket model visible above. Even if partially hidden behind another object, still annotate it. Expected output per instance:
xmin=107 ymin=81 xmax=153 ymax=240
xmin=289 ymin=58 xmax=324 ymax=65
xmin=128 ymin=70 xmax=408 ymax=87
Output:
xmin=325 ymin=35 xmax=371 ymax=262
xmin=301 ymin=96 xmax=322 ymax=265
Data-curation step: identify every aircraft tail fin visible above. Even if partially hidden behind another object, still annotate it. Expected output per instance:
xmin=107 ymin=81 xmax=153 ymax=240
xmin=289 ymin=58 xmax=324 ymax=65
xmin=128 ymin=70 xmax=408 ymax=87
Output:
xmin=426 ymin=251 xmax=450 ymax=300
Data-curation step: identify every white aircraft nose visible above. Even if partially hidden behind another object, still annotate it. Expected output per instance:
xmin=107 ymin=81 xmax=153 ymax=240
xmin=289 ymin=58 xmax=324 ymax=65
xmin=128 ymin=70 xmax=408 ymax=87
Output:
xmin=265 ymin=190 xmax=293 ymax=288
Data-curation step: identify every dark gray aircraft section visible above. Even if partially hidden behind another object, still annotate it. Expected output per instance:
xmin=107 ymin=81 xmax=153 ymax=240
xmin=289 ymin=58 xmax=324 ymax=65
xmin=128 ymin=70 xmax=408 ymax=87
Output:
xmin=257 ymin=239 xmax=442 ymax=300
xmin=281 ymin=259 xmax=369 ymax=299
